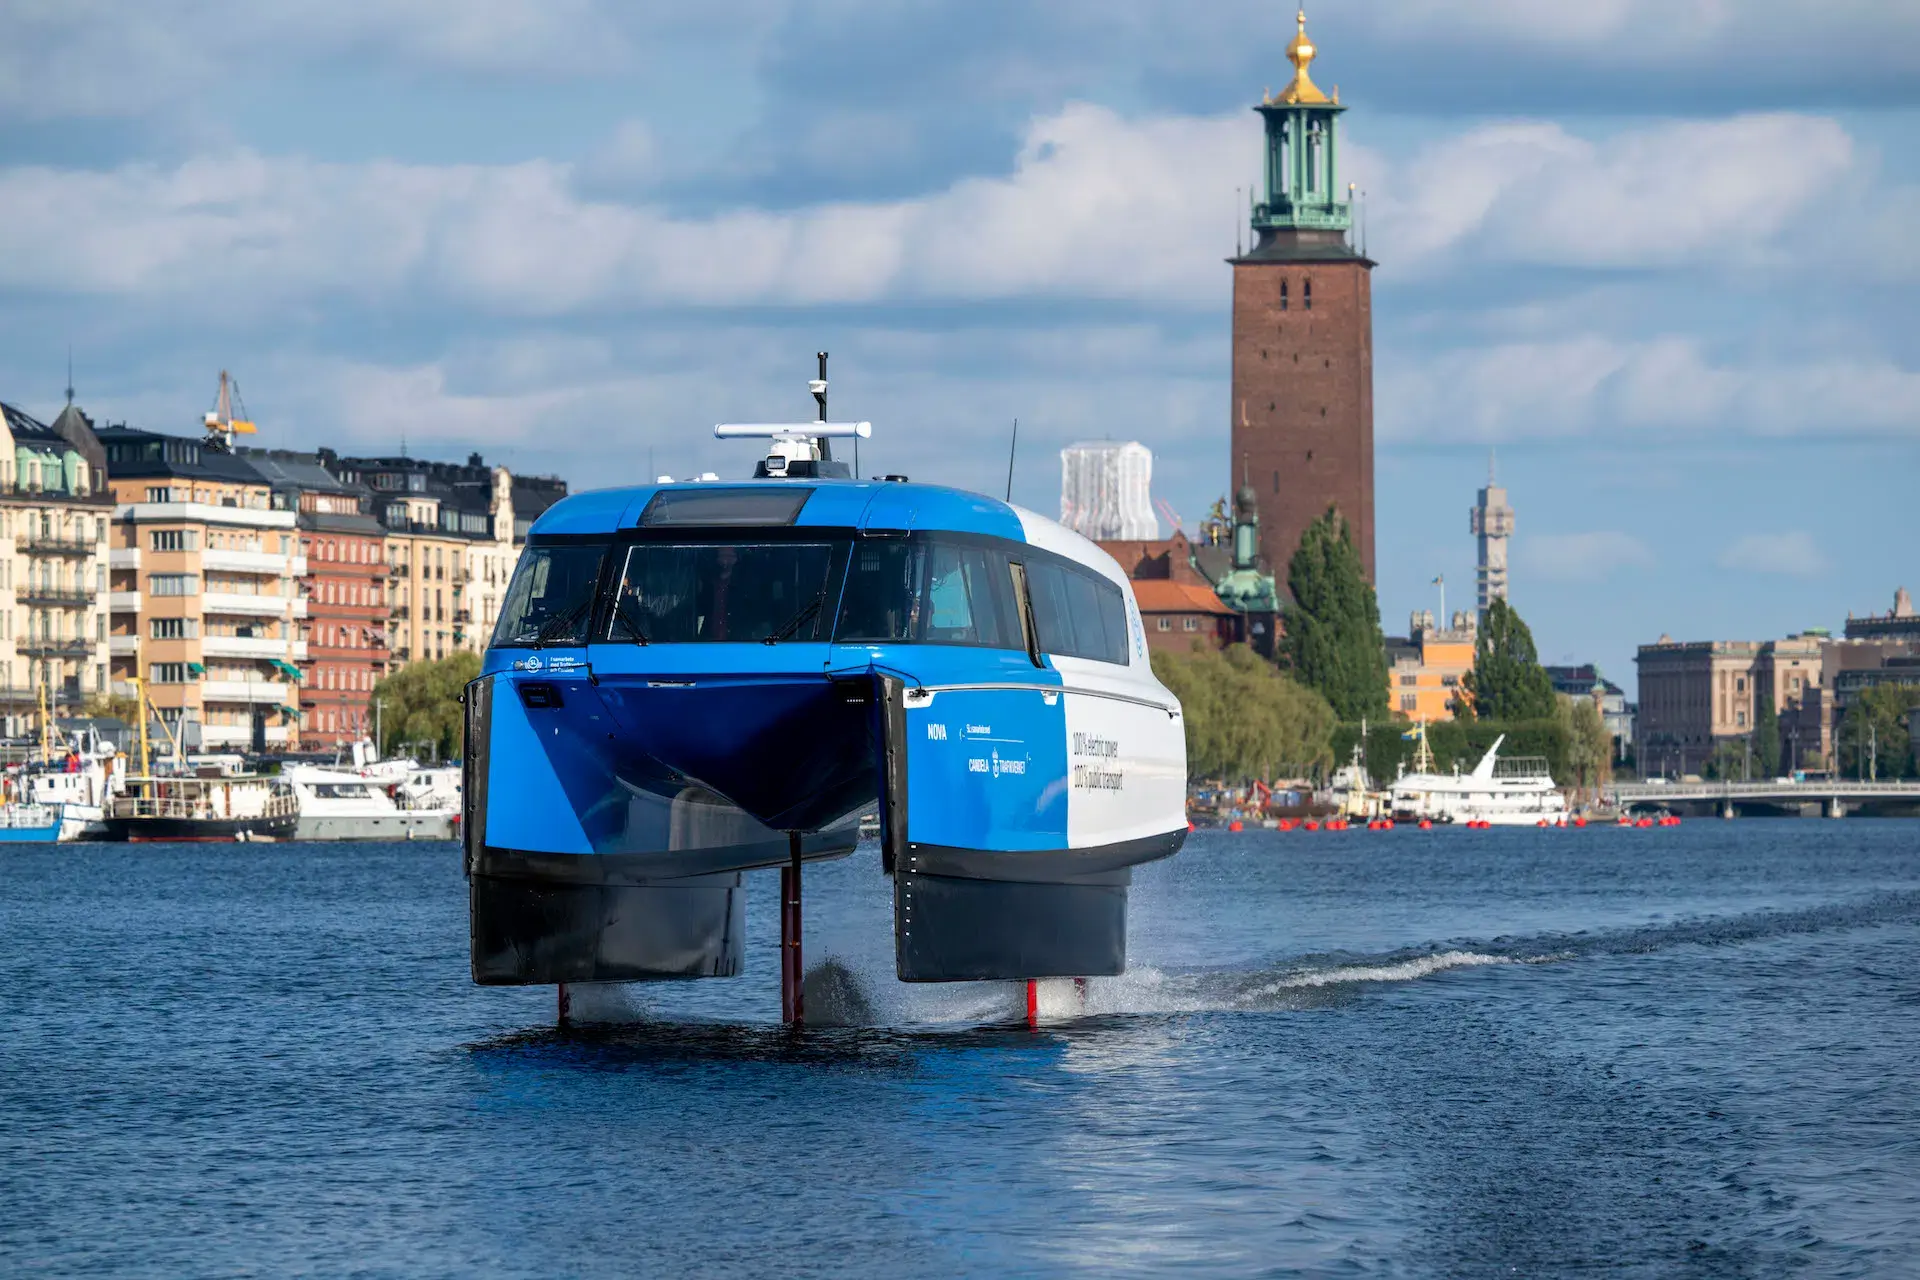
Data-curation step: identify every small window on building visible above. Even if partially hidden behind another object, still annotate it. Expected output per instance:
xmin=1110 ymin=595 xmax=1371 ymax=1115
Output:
xmin=146 ymin=487 xmax=172 ymax=503
xmin=1183 ymin=617 xmax=1199 ymax=631
xmin=1400 ymin=694 xmax=1418 ymax=712
xmin=1279 ymin=280 xmax=1289 ymax=312
xmin=1304 ymin=278 xmax=1312 ymax=311
xmin=1399 ymin=675 xmax=1416 ymax=687
xmin=1441 ymin=674 xmax=1459 ymax=687
xmin=1738 ymin=711 xmax=1747 ymax=727
xmin=1156 ymin=617 xmax=1171 ymax=632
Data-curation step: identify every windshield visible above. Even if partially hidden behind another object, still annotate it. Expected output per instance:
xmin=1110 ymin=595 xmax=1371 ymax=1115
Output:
xmin=491 ymin=543 xmax=607 ymax=647
xmin=834 ymin=538 xmax=1022 ymax=649
xmin=607 ymin=542 xmax=839 ymax=643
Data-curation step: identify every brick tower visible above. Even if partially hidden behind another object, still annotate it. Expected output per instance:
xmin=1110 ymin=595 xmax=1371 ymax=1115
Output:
xmin=1229 ymin=9 xmax=1375 ymax=586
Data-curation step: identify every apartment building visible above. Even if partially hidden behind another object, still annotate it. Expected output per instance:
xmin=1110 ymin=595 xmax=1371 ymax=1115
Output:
xmin=0 ymin=401 xmax=114 ymax=732
xmin=101 ymin=426 xmax=307 ymax=753
xmin=1388 ymin=611 xmax=1477 ymax=722
xmin=333 ymin=453 xmax=563 ymax=661
xmin=244 ymin=449 xmax=388 ymax=748
xmin=1635 ymin=634 xmax=1828 ymax=777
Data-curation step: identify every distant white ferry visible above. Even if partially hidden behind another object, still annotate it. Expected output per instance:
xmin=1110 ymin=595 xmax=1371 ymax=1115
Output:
xmin=1391 ymin=733 xmax=1568 ymax=827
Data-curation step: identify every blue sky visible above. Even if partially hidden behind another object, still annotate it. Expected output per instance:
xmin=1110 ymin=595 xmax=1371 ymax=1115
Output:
xmin=3 ymin=1 xmax=1917 ymax=693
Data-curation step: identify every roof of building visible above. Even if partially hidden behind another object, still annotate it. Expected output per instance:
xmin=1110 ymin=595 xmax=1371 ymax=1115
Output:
xmin=239 ymin=448 xmax=362 ymax=499
xmin=97 ymin=424 xmax=269 ymax=485
xmin=1132 ymin=580 xmax=1233 ymax=616
xmin=1543 ymin=664 xmax=1625 ymax=697
xmin=0 ymin=402 xmax=65 ymax=443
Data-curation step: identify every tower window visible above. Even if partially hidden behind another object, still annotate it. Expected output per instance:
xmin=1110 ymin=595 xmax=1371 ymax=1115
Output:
xmin=1304 ymin=278 xmax=1313 ymax=311
xmin=1279 ymin=281 xmax=1289 ymax=312
xmin=1272 ymin=471 xmax=1279 ymax=494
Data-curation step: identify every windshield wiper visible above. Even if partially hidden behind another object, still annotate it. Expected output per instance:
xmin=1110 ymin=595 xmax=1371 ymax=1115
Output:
xmin=531 ymin=600 xmax=590 ymax=649
xmin=763 ymin=595 xmax=824 ymax=645
xmin=611 ymin=598 xmax=651 ymax=645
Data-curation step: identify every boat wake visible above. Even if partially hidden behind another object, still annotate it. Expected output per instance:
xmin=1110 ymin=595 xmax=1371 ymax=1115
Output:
xmin=558 ymin=889 xmax=1920 ymax=1030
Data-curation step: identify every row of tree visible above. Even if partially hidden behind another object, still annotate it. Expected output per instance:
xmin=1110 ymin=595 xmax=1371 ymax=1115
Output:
xmin=1151 ymin=645 xmax=1336 ymax=782
xmin=1278 ymin=507 xmax=1562 ymax=727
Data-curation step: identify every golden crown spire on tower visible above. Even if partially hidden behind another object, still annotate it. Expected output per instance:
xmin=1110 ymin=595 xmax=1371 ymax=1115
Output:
xmin=1278 ymin=8 xmax=1330 ymax=105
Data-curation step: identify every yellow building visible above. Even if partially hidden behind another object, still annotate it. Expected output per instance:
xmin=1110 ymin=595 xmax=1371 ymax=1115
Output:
xmin=1389 ymin=610 xmax=1477 ymax=722
xmin=101 ymin=425 xmax=307 ymax=753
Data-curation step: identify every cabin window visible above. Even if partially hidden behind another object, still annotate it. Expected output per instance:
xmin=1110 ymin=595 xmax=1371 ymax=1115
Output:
xmin=835 ymin=537 xmax=1020 ymax=651
xmin=609 ymin=541 xmax=840 ymax=644
xmin=1025 ymin=555 xmax=1129 ymax=665
xmin=491 ymin=542 xmax=607 ymax=647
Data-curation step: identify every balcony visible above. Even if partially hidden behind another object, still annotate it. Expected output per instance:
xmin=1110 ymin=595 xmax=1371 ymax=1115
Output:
xmin=203 ymin=591 xmax=293 ymax=618
xmin=19 ymin=637 xmax=94 ymax=658
xmin=109 ymin=548 xmax=141 ymax=570
xmin=109 ymin=635 xmax=139 ymax=657
xmin=201 ymin=635 xmax=309 ymax=662
xmin=452 ymin=609 xmax=472 ymax=624
xmin=108 ymin=591 xmax=142 ymax=613
xmin=115 ymin=501 xmax=296 ymax=531
xmin=201 ymin=548 xmax=291 ymax=576
xmin=391 ymin=604 xmax=410 ymax=618
xmin=20 ymin=585 xmax=94 ymax=608
xmin=20 ymin=532 xmax=98 ymax=556
xmin=200 ymin=680 xmax=290 ymax=705
xmin=200 ymin=723 xmax=293 ymax=748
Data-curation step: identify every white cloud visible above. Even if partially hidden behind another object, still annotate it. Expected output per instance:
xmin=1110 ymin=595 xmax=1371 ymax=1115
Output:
xmin=0 ymin=107 xmax=1896 ymax=320
xmin=1380 ymin=334 xmax=1920 ymax=442
xmin=1520 ymin=531 xmax=1654 ymax=582
xmin=1717 ymin=532 xmax=1828 ymax=578
xmin=1371 ymin=114 xmax=1857 ymax=274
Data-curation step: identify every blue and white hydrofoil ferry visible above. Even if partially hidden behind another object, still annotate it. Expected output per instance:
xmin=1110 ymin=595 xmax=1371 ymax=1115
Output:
xmin=465 ymin=375 xmax=1186 ymax=1019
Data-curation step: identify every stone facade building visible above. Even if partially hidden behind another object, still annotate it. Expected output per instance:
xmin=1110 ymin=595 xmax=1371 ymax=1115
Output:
xmin=0 ymin=401 xmax=114 ymax=732
xmin=333 ymin=454 xmax=563 ymax=662
xmin=1228 ymin=11 xmax=1375 ymax=584
xmin=1635 ymin=635 xmax=1826 ymax=777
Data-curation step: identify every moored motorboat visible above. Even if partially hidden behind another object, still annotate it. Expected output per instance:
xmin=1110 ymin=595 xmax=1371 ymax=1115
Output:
xmin=101 ymin=774 xmax=300 ymax=842
xmin=0 ymin=803 xmax=65 ymax=842
xmin=284 ymin=764 xmax=456 ymax=840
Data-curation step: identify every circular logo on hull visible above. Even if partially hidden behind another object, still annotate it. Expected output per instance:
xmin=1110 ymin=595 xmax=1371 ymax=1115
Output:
xmin=520 ymin=655 xmax=543 ymax=673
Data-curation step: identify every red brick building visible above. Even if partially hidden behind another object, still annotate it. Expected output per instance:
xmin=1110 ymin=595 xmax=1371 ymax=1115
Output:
xmin=1102 ymin=531 xmax=1241 ymax=653
xmin=245 ymin=449 xmax=389 ymax=749
xmin=1228 ymin=12 xmax=1375 ymax=582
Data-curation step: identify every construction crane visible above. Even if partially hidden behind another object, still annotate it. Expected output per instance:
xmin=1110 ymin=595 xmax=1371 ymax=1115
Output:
xmin=203 ymin=370 xmax=257 ymax=451
xmin=1153 ymin=497 xmax=1184 ymax=538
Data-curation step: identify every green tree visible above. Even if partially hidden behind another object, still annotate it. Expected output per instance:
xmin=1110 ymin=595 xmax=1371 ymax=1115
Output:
xmin=1280 ymin=508 xmax=1388 ymax=722
xmin=1752 ymin=693 xmax=1781 ymax=778
xmin=1152 ymin=644 xmax=1336 ymax=782
xmin=1556 ymin=694 xmax=1612 ymax=797
xmin=1458 ymin=597 xmax=1556 ymax=722
xmin=1837 ymin=685 xmax=1920 ymax=780
xmin=372 ymin=651 xmax=480 ymax=762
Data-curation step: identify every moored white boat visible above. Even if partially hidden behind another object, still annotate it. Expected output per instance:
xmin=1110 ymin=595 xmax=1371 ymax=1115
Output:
xmin=284 ymin=764 xmax=456 ymax=841
xmin=1391 ymin=733 xmax=1568 ymax=826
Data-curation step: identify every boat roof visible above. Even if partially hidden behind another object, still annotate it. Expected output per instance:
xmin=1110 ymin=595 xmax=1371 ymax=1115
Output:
xmin=529 ymin=479 xmax=1128 ymax=586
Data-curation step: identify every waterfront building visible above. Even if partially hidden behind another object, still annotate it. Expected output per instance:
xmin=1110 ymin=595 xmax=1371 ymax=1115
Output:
xmin=1229 ymin=9 xmax=1375 ymax=581
xmin=1388 ymin=611 xmax=1475 ymax=722
xmin=100 ymin=425 xmax=306 ymax=753
xmin=1059 ymin=441 xmax=1156 ymax=541
xmin=0 ymin=400 xmax=114 ymax=733
xmin=242 ymin=449 xmax=389 ymax=748
xmin=1470 ymin=461 xmax=1513 ymax=618
xmin=1099 ymin=479 xmax=1281 ymax=656
xmin=1544 ymin=664 xmax=1636 ymax=759
xmin=1635 ymin=635 xmax=1829 ymax=777
xmin=1844 ymin=587 xmax=1920 ymax=642
xmin=333 ymin=454 xmax=563 ymax=661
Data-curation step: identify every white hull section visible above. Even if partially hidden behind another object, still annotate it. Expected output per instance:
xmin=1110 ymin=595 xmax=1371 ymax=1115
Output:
xmin=294 ymin=812 xmax=456 ymax=841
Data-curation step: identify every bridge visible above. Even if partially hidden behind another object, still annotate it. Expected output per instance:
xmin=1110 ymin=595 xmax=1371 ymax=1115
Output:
xmin=1609 ymin=779 xmax=1920 ymax=819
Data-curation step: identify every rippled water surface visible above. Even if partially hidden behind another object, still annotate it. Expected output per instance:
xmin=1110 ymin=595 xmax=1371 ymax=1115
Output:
xmin=4 ymin=824 xmax=1920 ymax=1277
